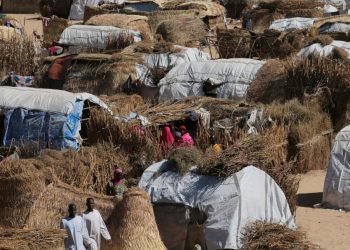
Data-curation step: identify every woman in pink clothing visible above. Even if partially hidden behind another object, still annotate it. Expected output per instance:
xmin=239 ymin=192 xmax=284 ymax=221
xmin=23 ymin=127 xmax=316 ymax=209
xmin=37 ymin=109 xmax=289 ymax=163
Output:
xmin=179 ymin=125 xmax=194 ymax=147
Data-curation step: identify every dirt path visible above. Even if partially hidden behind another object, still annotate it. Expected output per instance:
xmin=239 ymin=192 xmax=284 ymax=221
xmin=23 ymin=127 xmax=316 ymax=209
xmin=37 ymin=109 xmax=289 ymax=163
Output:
xmin=297 ymin=170 xmax=350 ymax=250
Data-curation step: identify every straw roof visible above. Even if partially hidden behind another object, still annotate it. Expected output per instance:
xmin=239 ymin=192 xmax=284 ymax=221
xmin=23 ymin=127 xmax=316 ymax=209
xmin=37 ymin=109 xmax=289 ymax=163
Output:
xmin=314 ymin=14 xmax=350 ymax=29
xmin=175 ymin=1 xmax=226 ymax=17
xmin=106 ymin=188 xmax=166 ymax=250
xmin=0 ymin=159 xmax=117 ymax=229
xmin=0 ymin=229 xmax=66 ymax=250
xmin=86 ymin=13 xmax=152 ymax=41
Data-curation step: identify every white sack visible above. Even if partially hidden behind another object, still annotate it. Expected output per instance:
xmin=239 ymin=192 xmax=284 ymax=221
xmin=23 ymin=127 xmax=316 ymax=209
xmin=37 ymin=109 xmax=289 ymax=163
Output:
xmin=158 ymin=58 xmax=265 ymax=101
xmin=269 ymin=18 xmax=315 ymax=32
xmin=323 ymin=0 xmax=346 ymax=10
xmin=59 ymin=25 xmax=141 ymax=50
xmin=298 ymin=40 xmax=350 ymax=58
xmin=69 ymin=0 xmax=101 ymax=20
xmin=323 ymin=125 xmax=350 ymax=210
xmin=139 ymin=161 xmax=295 ymax=249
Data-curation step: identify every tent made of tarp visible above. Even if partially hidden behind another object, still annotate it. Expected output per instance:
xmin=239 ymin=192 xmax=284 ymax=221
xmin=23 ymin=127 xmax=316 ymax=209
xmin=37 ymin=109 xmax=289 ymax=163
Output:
xmin=0 ymin=87 xmax=110 ymax=150
xmin=323 ymin=125 xmax=350 ymax=210
xmin=319 ymin=22 xmax=350 ymax=33
xmin=69 ymin=0 xmax=100 ymax=20
xmin=158 ymin=58 xmax=265 ymax=102
xmin=269 ymin=18 xmax=316 ymax=32
xmin=298 ymin=40 xmax=350 ymax=58
xmin=139 ymin=161 xmax=295 ymax=250
xmin=59 ymin=24 xmax=142 ymax=50
xmin=143 ymin=46 xmax=210 ymax=71
xmin=58 ymin=25 xmax=142 ymax=51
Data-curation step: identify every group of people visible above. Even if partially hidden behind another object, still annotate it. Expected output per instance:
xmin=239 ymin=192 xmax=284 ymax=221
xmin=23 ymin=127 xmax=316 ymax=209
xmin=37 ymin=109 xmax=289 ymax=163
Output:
xmin=61 ymin=198 xmax=111 ymax=250
xmin=159 ymin=124 xmax=194 ymax=148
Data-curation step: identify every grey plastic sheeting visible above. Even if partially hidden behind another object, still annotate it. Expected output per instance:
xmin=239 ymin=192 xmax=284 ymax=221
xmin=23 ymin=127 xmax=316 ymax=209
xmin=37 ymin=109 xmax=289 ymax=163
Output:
xmin=323 ymin=125 xmax=350 ymax=210
xmin=139 ymin=160 xmax=295 ymax=249
xmin=158 ymin=58 xmax=265 ymax=102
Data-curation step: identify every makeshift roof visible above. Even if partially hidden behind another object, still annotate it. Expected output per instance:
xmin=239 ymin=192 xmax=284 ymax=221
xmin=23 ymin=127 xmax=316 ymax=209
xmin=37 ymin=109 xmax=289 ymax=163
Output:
xmin=175 ymin=1 xmax=226 ymax=17
xmin=125 ymin=0 xmax=167 ymax=7
xmin=314 ymin=14 xmax=350 ymax=29
xmin=0 ymin=87 xmax=110 ymax=115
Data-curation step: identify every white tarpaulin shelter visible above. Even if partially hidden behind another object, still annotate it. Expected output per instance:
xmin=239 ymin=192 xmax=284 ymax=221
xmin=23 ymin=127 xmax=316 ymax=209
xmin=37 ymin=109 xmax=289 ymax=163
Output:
xmin=297 ymin=40 xmax=350 ymax=58
xmin=59 ymin=25 xmax=142 ymax=50
xmin=319 ymin=22 xmax=350 ymax=33
xmin=158 ymin=58 xmax=265 ymax=101
xmin=323 ymin=125 xmax=350 ymax=210
xmin=0 ymin=86 xmax=110 ymax=115
xmin=69 ymin=0 xmax=100 ymax=20
xmin=322 ymin=0 xmax=346 ymax=11
xmin=139 ymin=161 xmax=295 ymax=250
xmin=143 ymin=47 xmax=210 ymax=71
xmin=269 ymin=18 xmax=316 ymax=32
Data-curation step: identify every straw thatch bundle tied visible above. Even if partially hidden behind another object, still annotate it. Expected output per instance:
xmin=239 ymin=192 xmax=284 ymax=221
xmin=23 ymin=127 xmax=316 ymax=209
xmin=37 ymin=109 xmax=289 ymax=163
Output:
xmin=241 ymin=221 xmax=317 ymax=250
xmin=0 ymin=229 xmax=66 ymax=250
xmin=86 ymin=14 xmax=153 ymax=41
xmin=156 ymin=17 xmax=207 ymax=46
xmin=284 ymin=57 xmax=350 ymax=131
xmin=105 ymin=188 xmax=166 ymax=250
xmin=247 ymin=59 xmax=287 ymax=103
xmin=168 ymin=147 xmax=203 ymax=174
xmin=332 ymin=47 xmax=349 ymax=60
xmin=217 ymin=28 xmax=254 ymax=58
xmin=0 ymin=160 xmax=46 ymax=228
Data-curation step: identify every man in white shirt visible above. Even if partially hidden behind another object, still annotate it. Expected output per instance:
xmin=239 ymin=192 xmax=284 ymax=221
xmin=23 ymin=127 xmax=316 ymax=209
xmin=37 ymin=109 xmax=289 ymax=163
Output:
xmin=82 ymin=198 xmax=112 ymax=250
xmin=60 ymin=203 xmax=94 ymax=250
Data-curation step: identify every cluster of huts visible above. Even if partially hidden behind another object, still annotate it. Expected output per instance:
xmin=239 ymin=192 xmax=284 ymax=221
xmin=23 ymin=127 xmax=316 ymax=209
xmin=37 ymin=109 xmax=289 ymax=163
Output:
xmin=1 ymin=0 xmax=350 ymax=249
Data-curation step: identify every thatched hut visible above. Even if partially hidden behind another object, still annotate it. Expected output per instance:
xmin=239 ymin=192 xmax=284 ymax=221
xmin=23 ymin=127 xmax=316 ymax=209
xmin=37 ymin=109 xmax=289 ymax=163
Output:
xmin=0 ymin=159 xmax=116 ymax=229
xmin=105 ymin=188 xmax=166 ymax=250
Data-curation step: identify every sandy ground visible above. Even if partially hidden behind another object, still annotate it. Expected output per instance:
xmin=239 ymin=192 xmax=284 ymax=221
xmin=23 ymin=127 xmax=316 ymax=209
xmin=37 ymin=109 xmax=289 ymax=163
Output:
xmin=297 ymin=170 xmax=350 ymax=250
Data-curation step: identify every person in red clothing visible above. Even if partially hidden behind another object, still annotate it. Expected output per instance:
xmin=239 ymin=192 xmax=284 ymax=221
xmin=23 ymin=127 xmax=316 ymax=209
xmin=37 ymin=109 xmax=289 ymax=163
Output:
xmin=159 ymin=125 xmax=174 ymax=147
xmin=48 ymin=55 xmax=72 ymax=89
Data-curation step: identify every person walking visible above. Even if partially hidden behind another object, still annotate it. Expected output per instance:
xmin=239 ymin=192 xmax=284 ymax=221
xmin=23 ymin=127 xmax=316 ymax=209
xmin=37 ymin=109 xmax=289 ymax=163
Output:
xmin=82 ymin=198 xmax=112 ymax=250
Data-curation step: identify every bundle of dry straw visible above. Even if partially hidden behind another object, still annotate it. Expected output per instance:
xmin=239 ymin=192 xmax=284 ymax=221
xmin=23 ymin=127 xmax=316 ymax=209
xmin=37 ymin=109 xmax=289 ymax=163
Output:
xmin=241 ymin=221 xmax=317 ymax=250
xmin=43 ymin=16 xmax=69 ymax=47
xmin=217 ymin=28 xmax=255 ymax=58
xmin=167 ymin=147 xmax=203 ymax=174
xmin=0 ymin=157 xmax=117 ymax=229
xmin=86 ymin=14 xmax=152 ymax=41
xmin=105 ymin=188 xmax=166 ymax=250
xmin=0 ymin=229 xmax=66 ymax=250
xmin=0 ymin=35 xmax=36 ymax=78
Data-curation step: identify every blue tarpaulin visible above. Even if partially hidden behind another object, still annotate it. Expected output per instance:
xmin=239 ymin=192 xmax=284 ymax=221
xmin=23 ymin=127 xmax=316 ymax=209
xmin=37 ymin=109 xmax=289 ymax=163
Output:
xmin=2 ymin=100 xmax=84 ymax=150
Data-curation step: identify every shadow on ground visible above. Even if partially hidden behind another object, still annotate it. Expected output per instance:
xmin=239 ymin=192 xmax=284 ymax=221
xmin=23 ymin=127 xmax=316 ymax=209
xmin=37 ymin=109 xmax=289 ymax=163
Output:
xmin=297 ymin=192 xmax=323 ymax=208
